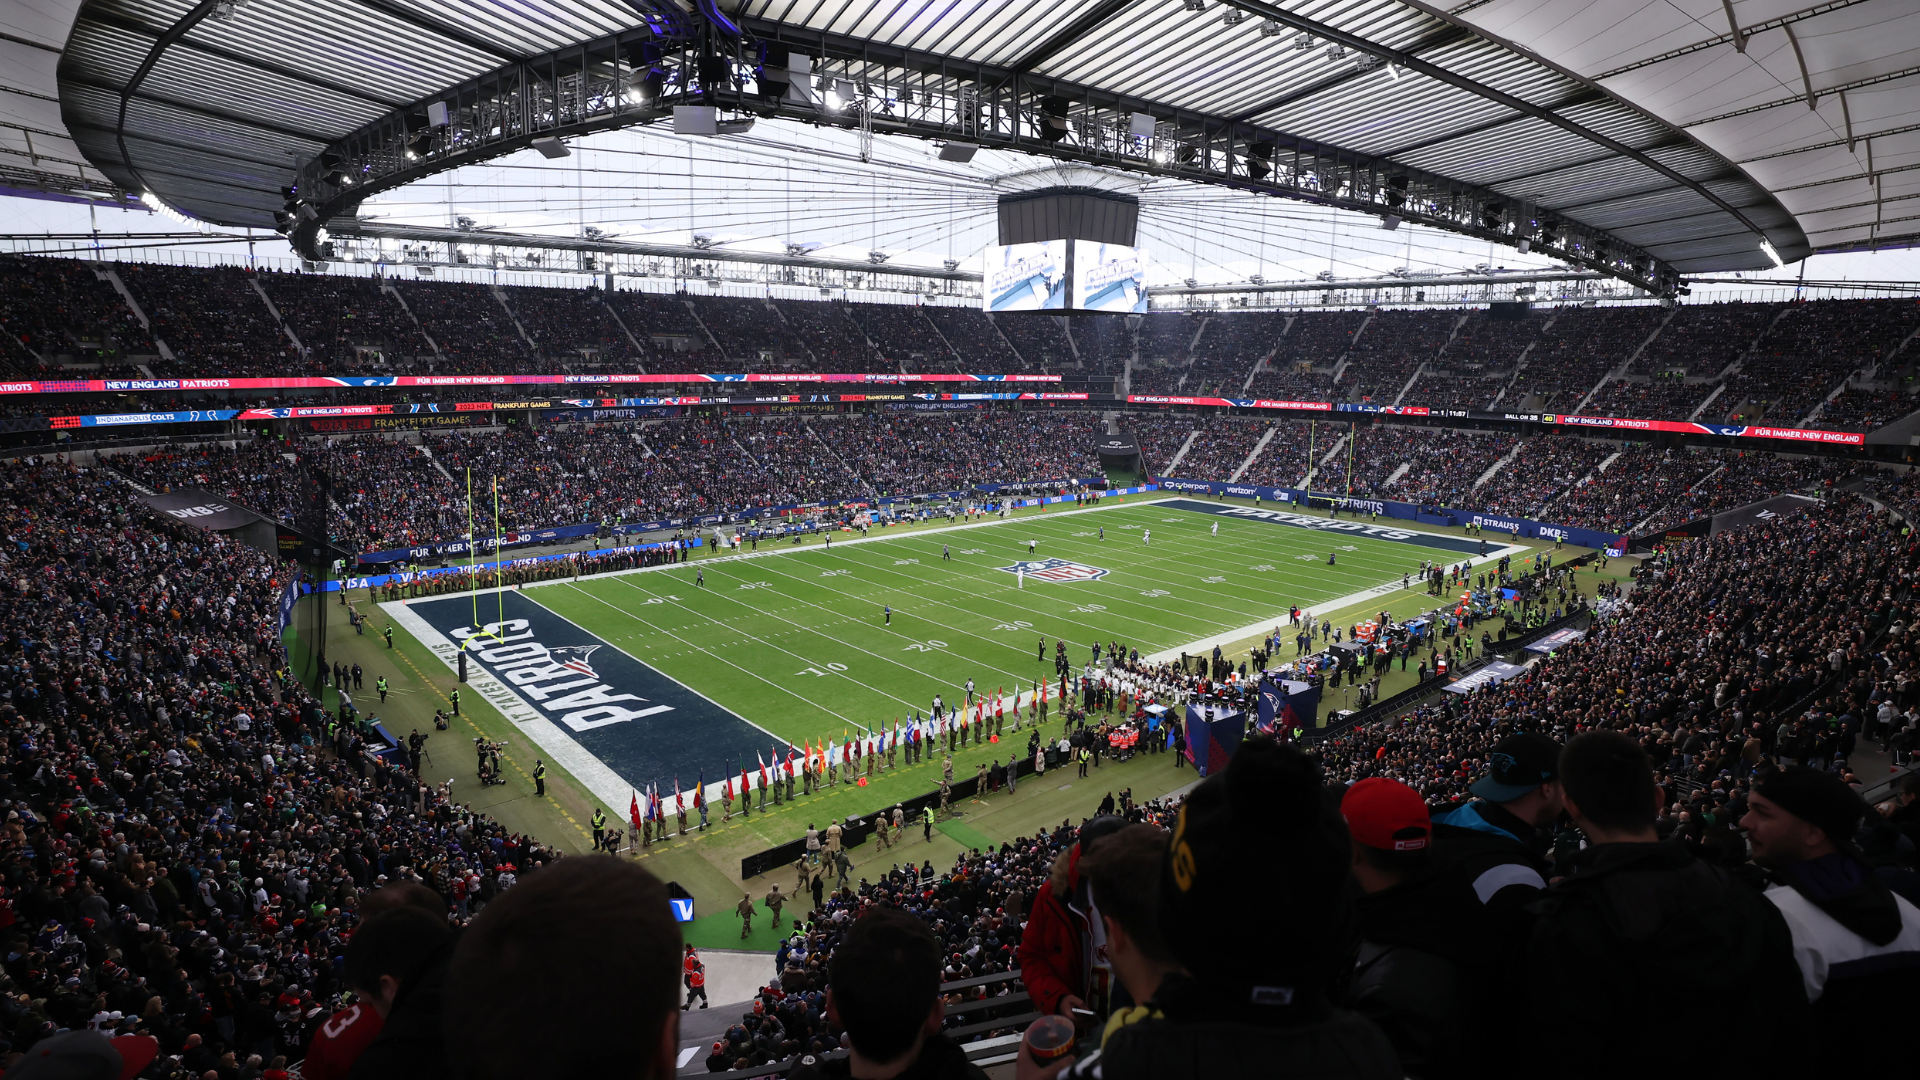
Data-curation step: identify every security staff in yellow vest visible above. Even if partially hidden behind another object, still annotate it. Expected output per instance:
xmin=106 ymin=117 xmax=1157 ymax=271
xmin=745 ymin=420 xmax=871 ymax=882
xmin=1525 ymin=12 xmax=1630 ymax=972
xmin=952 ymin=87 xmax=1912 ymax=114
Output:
xmin=591 ymin=808 xmax=607 ymax=848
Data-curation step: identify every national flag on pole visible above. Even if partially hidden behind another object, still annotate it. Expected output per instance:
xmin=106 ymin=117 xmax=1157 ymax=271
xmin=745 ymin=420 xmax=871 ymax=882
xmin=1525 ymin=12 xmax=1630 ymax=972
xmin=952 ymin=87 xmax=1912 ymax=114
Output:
xmin=674 ymin=777 xmax=684 ymax=814
xmin=757 ymin=752 xmax=770 ymax=790
xmin=740 ymin=764 xmax=750 ymax=795
xmin=630 ymin=791 xmax=643 ymax=832
xmin=695 ymin=769 xmax=705 ymax=809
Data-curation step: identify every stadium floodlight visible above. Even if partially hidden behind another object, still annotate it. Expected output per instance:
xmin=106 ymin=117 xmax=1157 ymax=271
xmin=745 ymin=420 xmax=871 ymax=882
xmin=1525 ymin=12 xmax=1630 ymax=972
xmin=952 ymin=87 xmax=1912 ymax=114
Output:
xmin=938 ymin=142 xmax=979 ymax=162
xmin=1517 ymin=238 xmax=1531 ymax=253
xmin=531 ymin=137 xmax=570 ymax=159
xmin=1246 ymin=141 xmax=1274 ymax=181
xmin=1760 ymin=238 xmax=1784 ymax=267
xmin=1038 ymin=96 xmax=1071 ymax=143
xmin=427 ymin=101 xmax=450 ymax=127
xmin=1380 ymin=214 xmax=1402 ymax=231
xmin=715 ymin=117 xmax=754 ymax=134
xmin=1129 ymin=112 xmax=1156 ymax=139
xmin=1260 ymin=18 xmax=1283 ymax=36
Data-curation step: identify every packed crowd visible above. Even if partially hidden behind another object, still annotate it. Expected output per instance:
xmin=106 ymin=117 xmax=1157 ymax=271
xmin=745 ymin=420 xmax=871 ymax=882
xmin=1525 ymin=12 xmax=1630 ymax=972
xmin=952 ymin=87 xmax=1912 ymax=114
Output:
xmin=101 ymin=410 xmax=1103 ymax=553
xmin=8 ymin=435 xmax=1920 ymax=1080
xmin=1508 ymin=306 xmax=1664 ymax=404
xmin=1633 ymin=451 xmax=1859 ymax=535
xmin=119 ymin=266 xmax=295 ymax=376
xmin=1730 ymin=299 xmax=1920 ymax=428
xmin=0 ymin=257 xmax=153 ymax=377
xmin=500 ymin=285 xmax=640 ymax=367
xmin=1537 ymin=444 xmax=1714 ymax=534
xmin=0 ymin=457 xmax=562 ymax=1080
xmin=1472 ymin=436 xmax=1616 ymax=519
xmin=1582 ymin=376 xmax=1712 ymax=422
xmin=7 ymin=254 xmax=1919 ymax=444
xmin=1634 ymin=302 xmax=1779 ymax=376
xmin=1337 ymin=310 xmax=1459 ymax=404
xmin=1437 ymin=309 xmax=1540 ymax=370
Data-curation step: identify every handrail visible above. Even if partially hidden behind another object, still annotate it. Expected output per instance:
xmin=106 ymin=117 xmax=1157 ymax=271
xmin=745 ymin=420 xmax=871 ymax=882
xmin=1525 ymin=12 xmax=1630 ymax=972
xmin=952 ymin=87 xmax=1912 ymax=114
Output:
xmin=683 ymin=969 xmax=1031 ymax=1078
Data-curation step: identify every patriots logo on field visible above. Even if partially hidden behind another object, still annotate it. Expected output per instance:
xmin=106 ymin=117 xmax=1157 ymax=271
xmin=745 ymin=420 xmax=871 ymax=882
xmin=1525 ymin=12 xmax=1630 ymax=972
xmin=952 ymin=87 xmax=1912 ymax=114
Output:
xmin=546 ymin=644 xmax=602 ymax=678
xmin=997 ymin=558 xmax=1110 ymax=583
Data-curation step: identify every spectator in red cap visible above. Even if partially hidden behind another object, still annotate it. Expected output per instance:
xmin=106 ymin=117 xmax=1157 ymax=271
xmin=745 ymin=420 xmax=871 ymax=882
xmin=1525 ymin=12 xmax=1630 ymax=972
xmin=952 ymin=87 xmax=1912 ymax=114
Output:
xmin=1339 ymin=778 xmax=1488 ymax=1080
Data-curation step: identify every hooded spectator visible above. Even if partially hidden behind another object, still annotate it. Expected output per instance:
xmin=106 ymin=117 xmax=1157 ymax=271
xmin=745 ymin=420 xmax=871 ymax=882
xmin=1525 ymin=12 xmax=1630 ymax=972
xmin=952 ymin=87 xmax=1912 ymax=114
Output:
xmin=1742 ymin=766 xmax=1920 ymax=1075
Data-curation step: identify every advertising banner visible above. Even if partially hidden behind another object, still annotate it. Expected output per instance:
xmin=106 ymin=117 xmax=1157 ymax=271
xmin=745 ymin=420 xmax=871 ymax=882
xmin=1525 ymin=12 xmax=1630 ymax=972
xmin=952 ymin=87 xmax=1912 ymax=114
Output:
xmin=137 ymin=487 xmax=263 ymax=531
xmin=1442 ymin=660 xmax=1528 ymax=694
xmin=0 ymin=372 xmax=1063 ymax=397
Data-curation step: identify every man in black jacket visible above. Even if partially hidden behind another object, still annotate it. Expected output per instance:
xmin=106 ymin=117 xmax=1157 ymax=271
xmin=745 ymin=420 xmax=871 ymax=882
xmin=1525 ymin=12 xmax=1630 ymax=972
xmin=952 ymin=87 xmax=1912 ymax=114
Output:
xmin=1741 ymin=766 xmax=1920 ymax=1076
xmin=1430 ymin=732 xmax=1561 ymax=975
xmin=1339 ymin=778 xmax=1487 ymax=1080
xmin=1525 ymin=732 xmax=1810 ymax=1079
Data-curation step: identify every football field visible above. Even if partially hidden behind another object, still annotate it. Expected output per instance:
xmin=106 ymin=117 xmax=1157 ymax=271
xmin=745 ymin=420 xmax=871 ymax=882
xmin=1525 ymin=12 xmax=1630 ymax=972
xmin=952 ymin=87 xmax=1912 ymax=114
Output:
xmin=384 ymin=497 xmax=1519 ymax=810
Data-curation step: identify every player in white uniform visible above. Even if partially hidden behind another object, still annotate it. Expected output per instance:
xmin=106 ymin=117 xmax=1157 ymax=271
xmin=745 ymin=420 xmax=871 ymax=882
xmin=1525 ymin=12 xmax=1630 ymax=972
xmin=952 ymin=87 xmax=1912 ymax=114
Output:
xmin=1143 ymin=529 xmax=1151 ymax=546
xmin=1211 ymin=521 xmax=1219 ymax=537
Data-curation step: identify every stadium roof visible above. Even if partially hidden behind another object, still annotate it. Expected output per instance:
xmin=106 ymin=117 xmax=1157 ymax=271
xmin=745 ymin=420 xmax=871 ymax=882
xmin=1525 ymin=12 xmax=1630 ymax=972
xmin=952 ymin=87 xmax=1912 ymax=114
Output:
xmin=22 ymin=0 xmax=1920 ymax=284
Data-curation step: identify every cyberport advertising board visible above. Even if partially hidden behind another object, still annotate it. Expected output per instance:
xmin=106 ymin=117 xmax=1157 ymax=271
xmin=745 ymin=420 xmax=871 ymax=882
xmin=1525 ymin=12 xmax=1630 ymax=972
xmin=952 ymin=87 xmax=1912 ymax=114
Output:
xmin=984 ymin=241 xmax=1067 ymax=312
xmin=1071 ymin=241 xmax=1148 ymax=314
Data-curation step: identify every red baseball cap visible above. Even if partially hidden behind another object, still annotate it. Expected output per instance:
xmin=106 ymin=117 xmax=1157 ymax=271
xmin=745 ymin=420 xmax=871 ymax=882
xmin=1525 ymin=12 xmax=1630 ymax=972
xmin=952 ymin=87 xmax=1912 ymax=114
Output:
xmin=1341 ymin=778 xmax=1431 ymax=852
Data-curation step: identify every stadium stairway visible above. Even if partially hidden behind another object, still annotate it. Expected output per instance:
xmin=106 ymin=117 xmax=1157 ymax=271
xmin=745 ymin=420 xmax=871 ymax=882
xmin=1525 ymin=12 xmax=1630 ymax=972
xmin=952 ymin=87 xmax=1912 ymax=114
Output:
xmin=1229 ymin=424 xmax=1279 ymax=483
xmin=1472 ymin=439 xmax=1525 ymax=491
xmin=1160 ymin=427 xmax=1201 ymax=475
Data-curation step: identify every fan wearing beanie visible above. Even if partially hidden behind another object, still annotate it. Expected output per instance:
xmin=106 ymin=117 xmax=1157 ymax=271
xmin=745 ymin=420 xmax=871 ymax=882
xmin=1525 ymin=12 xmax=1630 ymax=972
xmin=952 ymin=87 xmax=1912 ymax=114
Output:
xmin=1741 ymin=766 xmax=1920 ymax=1076
xmin=1020 ymin=735 xmax=1400 ymax=1080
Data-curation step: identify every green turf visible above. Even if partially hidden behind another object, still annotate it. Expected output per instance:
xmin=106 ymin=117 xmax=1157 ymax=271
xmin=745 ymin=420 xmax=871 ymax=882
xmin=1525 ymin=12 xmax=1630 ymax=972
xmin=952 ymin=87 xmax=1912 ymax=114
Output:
xmin=524 ymin=498 xmax=1482 ymax=750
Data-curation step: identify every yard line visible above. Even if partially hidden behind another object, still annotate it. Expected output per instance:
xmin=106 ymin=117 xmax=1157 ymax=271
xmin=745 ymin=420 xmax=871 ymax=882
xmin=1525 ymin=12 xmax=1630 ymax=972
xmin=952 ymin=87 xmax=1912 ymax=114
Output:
xmin=553 ymin=580 xmax=871 ymax=726
xmin=577 ymin=577 xmax=936 ymax=718
xmin=606 ymin=564 xmax=1039 ymax=694
xmin=697 ymin=555 xmax=1054 ymax=670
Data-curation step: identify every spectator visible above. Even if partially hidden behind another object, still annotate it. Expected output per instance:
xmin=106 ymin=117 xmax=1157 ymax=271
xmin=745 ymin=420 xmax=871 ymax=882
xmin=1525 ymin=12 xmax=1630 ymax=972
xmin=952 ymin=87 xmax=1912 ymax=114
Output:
xmin=305 ymin=886 xmax=448 ymax=1080
xmin=1070 ymin=824 xmax=1178 ymax=1047
xmin=1040 ymin=738 xmax=1400 ymax=1079
xmin=1524 ymin=731 xmax=1810 ymax=1078
xmin=1016 ymin=817 xmax=1128 ymax=1020
xmin=1741 ymin=767 xmax=1920 ymax=1075
xmin=792 ymin=908 xmax=987 ymax=1080
xmin=443 ymin=856 xmax=681 ymax=1080
xmin=339 ymin=905 xmax=455 ymax=1080
xmin=1339 ymin=778 xmax=1485 ymax=1080
xmin=1431 ymin=733 xmax=1561 ymax=932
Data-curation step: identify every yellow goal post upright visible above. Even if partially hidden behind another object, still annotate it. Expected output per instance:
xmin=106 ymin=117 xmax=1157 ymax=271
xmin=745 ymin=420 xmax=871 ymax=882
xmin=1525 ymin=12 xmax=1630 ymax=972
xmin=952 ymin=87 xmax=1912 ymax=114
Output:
xmin=460 ymin=467 xmax=509 ymax=656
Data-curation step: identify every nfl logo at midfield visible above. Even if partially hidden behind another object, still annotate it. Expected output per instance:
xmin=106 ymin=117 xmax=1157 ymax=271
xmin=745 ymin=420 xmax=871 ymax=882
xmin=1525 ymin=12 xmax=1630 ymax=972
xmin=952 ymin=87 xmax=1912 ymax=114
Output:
xmin=997 ymin=558 xmax=1110 ymax=583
